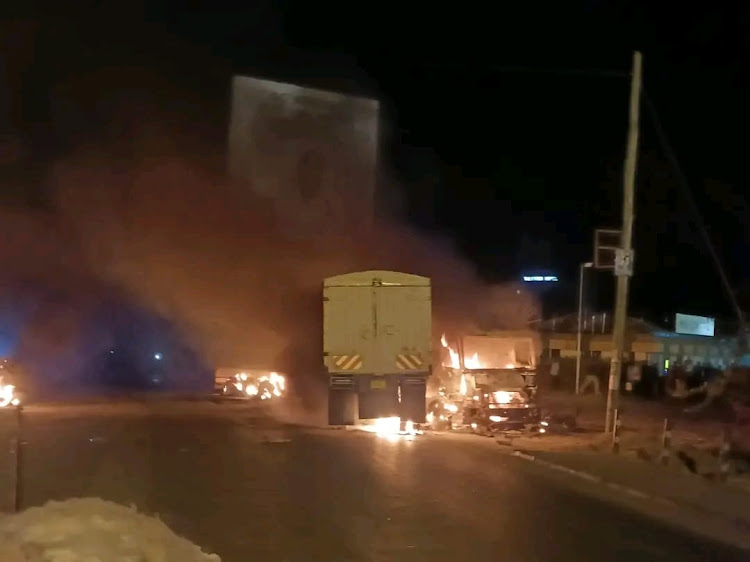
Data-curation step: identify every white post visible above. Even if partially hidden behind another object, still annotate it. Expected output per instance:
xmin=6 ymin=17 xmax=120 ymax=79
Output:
xmin=576 ymin=262 xmax=593 ymax=394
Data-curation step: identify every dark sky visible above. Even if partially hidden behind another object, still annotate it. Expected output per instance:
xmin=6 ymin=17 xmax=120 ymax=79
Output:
xmin=1 ymin=3 xmax=749 ymax=326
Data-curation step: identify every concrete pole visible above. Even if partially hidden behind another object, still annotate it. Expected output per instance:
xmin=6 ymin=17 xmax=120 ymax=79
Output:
xmin=576 ymin=262 xmax=593 ymax=394
xmin=605 ymin=51 xmax=643 ymax=433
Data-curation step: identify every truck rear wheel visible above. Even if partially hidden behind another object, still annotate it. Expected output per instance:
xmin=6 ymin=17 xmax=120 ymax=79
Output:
xmin=328 ymin=388 xmax=357 ymax=425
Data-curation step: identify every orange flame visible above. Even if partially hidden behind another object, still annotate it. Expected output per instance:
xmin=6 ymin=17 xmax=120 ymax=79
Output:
xmin=440 ymin=333 xmax=483 ymax=370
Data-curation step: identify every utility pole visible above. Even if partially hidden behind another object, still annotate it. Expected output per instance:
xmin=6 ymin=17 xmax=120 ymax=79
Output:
xmin=576 ymin=262 xmax=593 ymax=394
xmin=604 ymin=51 xmax=643 ymax=433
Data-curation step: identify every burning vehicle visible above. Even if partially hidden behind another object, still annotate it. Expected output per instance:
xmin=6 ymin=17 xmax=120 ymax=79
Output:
xmin=426 ymin=333 xmax=541 ymax=434
xmin=214 ymin=368 xmax=286 ymax=401
xmin=0 ymin=358 xmax=23 ymax=408
xmin=324 ymin=271 xmax=431 ymax=426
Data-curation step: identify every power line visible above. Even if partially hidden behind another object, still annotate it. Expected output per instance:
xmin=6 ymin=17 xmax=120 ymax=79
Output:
xmin=415 ymin=63 xmax=629 ymax=79
xmin=641 ymin=87 xmax=746 ymax=333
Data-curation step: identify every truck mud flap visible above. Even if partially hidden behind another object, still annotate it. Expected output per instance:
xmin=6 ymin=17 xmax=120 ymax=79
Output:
xmin=358 ymin=375 xmax=399 ymax=419
xmin=328 ymin=376 xmax=357 ymax=425
xmin=400 ymin=375 xmax=427 ymax=423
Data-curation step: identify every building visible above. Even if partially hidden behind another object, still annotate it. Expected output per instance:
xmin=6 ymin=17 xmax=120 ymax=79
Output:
xmin=530 ymin=313 xmax=738 ymax=372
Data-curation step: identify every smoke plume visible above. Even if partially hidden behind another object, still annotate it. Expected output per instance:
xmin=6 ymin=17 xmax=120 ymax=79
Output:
xmin=51 ymin=149 xmax=539 ymax=378
xmin=0 ymin=98 xmax=540 ymax=400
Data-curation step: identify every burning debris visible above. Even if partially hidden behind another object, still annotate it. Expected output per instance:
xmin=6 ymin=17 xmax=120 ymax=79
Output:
xmin=220 ymin=370 xmax=286 ymax=400
xmin=0 ymin=360 xmax=21 ymax=407
xmin=359 ymin=417 xmax=420 ymax=440
xmin=0 ymin=383 xmax=19 ymax=408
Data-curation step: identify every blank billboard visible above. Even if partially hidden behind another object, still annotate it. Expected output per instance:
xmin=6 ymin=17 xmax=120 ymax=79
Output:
xmin=675 ymin=313 xmax=715 ymax=337
xmin=227 ymin=75 xmax=379 ymax=232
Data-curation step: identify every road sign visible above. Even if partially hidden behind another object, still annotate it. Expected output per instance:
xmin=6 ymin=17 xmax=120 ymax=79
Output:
xmin=594 ymin=228 xmax=621 ymax=269
xmin=614 ymin=248 xmax=634 ymax=277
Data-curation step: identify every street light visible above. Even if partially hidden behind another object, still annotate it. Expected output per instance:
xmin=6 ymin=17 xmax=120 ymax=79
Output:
xmin=576 ymin=262 xmax=594 ymax=394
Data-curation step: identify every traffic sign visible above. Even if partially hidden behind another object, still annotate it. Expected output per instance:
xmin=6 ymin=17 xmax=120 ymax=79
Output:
xmin=614 ymin=248 xmax=634 ymax=277
xmin=594 ymin=228 xmax=621 ymax=270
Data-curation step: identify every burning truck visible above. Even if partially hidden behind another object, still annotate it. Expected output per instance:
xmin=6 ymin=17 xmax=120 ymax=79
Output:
xmin=324 ymin=271 xmax=431 ymax=428
xmin=215 ymin=368 xmax=287 ymax=401
xmin=427 ymin=333 xmax=541 ymax=435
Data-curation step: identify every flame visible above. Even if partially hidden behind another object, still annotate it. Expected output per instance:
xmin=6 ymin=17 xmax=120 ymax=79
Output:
xmin=441 ymin=333 xmax=461 ymax=369
xmin=459 ymin=374 xmax=468 ymax=395
xmin=258 ymin=372 xmax=285 ymax=399
xmin=361 ymin=417 xmax=419 ymax=439
xmin=492 ymin=391 xmax=515 ymax=404
xmin=440 ymin=333 xmax=483 ymax=369
xmin=464 ymin=353 xmax=482 ymax=369
xmin=0 ymin=384 xmax=18 ymax=408
xmin=491 ymin=391 xmax=525 ymax=404
xmin=373 ymin=417 xmax=401 ymax=435
xmin=230 ymin=371 xmax=286 ymax=399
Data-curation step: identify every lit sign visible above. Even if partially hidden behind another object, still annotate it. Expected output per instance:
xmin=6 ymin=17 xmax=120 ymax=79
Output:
xmin=523 ymin=276 xmax=558 ymax=282
xmin=675 ymin=313 xmax=715 ymax=337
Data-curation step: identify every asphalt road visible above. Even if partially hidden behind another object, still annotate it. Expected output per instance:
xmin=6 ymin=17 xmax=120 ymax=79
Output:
xmin=1 ymin=401 xmax=747 ymax=562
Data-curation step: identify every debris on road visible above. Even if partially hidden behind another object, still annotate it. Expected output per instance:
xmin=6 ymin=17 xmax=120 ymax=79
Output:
xmin=0 ymin=497 xmax=221 ymax=562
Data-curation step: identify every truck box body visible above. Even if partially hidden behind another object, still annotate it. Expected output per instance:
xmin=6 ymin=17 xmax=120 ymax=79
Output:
xmin=323 ymin=270 xmax=431 ymax=424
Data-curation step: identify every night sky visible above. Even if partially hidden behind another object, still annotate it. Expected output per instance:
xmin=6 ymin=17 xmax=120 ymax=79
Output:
xmin=1 ymin=3 xmax=748 ymax=327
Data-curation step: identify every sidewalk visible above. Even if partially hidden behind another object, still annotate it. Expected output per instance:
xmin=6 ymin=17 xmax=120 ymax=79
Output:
xmin=518 ymin=449 xmax=750 ymax=527
xmin=497 ymin=391 xmax=750 ymax=548
xmin=537 ymin=391 xmax=749 ymax=465
xmin=507 ymin=447 xmax=750 ymax=551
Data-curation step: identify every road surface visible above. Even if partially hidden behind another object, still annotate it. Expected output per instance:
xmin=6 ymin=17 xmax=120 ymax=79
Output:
xmin=0 ymin=401 xmax=747 ymax=562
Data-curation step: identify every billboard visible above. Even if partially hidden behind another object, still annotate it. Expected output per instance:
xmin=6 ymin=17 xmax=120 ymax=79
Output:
xmin=675 ymin=313 xmax=715 ymax=337
xmin=227 ymin=75 xmax=379 ymax=233
xmin=522 ymin=275 xmax=558 ymax=282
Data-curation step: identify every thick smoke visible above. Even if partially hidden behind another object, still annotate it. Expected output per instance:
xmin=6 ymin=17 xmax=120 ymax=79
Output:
xmin=0 ymin=94 xmax=539 ymax=401
xmin=51 ymin=147 xmax=540 ymax=363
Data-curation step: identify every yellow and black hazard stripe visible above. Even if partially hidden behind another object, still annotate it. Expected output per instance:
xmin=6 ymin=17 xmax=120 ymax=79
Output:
xmin=332 ymin=355 xmax=363 ymax=370
xmin=396 ymin=353 xmax=425 ymax=370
